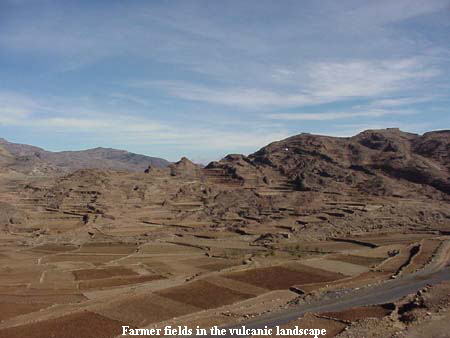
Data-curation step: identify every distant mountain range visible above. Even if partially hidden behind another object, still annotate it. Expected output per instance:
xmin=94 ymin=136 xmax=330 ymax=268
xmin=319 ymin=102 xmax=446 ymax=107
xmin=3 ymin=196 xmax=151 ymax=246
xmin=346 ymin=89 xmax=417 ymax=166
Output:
xmin=0 ymin=138 xmax=170 ymax=174
xmin=2 ymin=128 xmax=450 ymax=197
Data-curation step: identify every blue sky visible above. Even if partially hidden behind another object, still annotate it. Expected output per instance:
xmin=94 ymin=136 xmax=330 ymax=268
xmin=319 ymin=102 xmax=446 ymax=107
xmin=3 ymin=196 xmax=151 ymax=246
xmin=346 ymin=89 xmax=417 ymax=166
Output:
xmin=0 ymin=0 xmax=449 ymax=162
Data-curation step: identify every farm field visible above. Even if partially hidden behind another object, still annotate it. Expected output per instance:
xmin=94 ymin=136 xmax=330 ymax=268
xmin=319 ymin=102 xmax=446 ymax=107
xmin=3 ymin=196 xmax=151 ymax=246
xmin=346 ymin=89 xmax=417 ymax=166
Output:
xmin=1 ymin=229 xmax=448 ymax=338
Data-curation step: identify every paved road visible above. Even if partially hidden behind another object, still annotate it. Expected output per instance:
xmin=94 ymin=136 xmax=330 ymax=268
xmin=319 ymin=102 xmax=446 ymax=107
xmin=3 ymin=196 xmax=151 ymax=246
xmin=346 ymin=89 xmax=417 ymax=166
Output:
xmin=197 ymin=265 xmax=450 ymax=337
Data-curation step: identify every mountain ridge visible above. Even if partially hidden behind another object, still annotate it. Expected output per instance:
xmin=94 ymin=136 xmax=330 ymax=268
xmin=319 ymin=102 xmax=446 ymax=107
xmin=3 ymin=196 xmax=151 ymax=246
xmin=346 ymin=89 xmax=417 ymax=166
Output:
xmin=0 ymin=138 xmax=170 ymax=174
xmin=207 ymin=128 xmax=450 ymax=198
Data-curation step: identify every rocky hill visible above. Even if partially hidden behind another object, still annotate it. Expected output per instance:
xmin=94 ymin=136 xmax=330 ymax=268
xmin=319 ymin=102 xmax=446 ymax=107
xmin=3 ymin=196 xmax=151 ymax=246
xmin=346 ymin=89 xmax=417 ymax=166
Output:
xmin=0 ymin=138 xmax=170 ymax=174
xmin=207 ymin=128 xmax=450 ymax=199
xmin=13 ymin=128 xmax=449 ymax=243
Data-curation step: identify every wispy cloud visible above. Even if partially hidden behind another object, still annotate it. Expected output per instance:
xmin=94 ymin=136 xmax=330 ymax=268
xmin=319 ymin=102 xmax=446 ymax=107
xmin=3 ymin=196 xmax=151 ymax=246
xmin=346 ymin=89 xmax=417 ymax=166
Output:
xmin=370 ymin=96 xmax=438 ymax=107
xmin=307 ymin=59 xmax=438 ymax=99
xmin=265 ymin=109 xmax=415 ymax=121
xmin=146 ymin=58 xmax=439 ymax=109
xmin=337 ymin=0 xmax=450 ymax=27
xmin=0 ymin=91 xmax=289 ymax=155
xmin=148 ymin=81 xmax=313 ymax=109
xmin=0 ymin=92 xmax=41 ymax=118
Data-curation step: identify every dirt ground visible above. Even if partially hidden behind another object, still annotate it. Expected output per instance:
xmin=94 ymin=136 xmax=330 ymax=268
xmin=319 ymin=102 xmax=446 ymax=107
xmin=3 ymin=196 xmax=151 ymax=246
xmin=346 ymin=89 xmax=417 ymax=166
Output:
xmin=0 ymin=311 xmax=127 ymax=338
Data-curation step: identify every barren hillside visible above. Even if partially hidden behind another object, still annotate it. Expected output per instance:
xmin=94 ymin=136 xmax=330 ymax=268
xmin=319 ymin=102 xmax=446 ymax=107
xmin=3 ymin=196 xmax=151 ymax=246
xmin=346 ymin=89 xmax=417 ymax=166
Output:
xmin=0 ymin=138 xmax=170 ymax=174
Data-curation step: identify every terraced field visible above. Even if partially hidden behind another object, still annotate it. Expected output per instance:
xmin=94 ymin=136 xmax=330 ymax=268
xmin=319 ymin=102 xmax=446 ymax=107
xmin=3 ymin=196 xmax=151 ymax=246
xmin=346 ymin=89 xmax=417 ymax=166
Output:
xmin=0 ymin=226 xmax=449 ymax=338
xmin=1 ymin=174 xmax=450 ymax=337
xmin=225 ymin=264 xmax=346 ymax=290
xmin=156 ymin=280 xmax=255 ymax=309
xmin=0 ymin=311 xmax=127 ymax=338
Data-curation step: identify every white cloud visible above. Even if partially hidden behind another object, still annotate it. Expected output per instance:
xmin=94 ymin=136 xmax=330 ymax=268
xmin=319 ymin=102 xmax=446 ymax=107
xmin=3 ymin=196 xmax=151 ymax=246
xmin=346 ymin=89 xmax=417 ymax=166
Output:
xmin=30 ymin=117 xmax=163 ymax=133
xmin=370 ymin=96 xmax=437 ymax=107
xmin=338 ymin=0 xmax=450 ymax=27
xmin=2 ymin=0 xmax=447 ymax=77
xmin=0 ymin=91 xmax=289 ymax=152
xmin=265 ymin=109 xmax=415 ymax=121
xmin=147 ymin=58 xmax=439 ymax=109
xmin=0 ymin=92 xmax=40 ymax=118
xmin=33 ymin=116 xmax=288 ymax=151
xmin=308 ymin=59 xmax=438 ymax=99
xmin=149 ymin=81 xmax=313 ymax=109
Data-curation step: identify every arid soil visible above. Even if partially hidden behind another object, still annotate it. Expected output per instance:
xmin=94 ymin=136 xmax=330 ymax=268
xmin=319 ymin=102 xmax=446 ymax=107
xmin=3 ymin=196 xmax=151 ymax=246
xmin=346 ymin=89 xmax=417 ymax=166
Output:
xmin=335 ymin=281 xmax=450 ymax=338
xmin=0 ymin=129 xmax=449 ymax=337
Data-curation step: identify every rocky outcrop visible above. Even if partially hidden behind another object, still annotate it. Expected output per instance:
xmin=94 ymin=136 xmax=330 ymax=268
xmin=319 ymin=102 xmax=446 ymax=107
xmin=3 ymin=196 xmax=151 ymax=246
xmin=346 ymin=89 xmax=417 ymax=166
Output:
xmin=0 ymin=202 xmax=29 ymax=229
xmin=169 ymin=157 xmax=203 ymax=177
